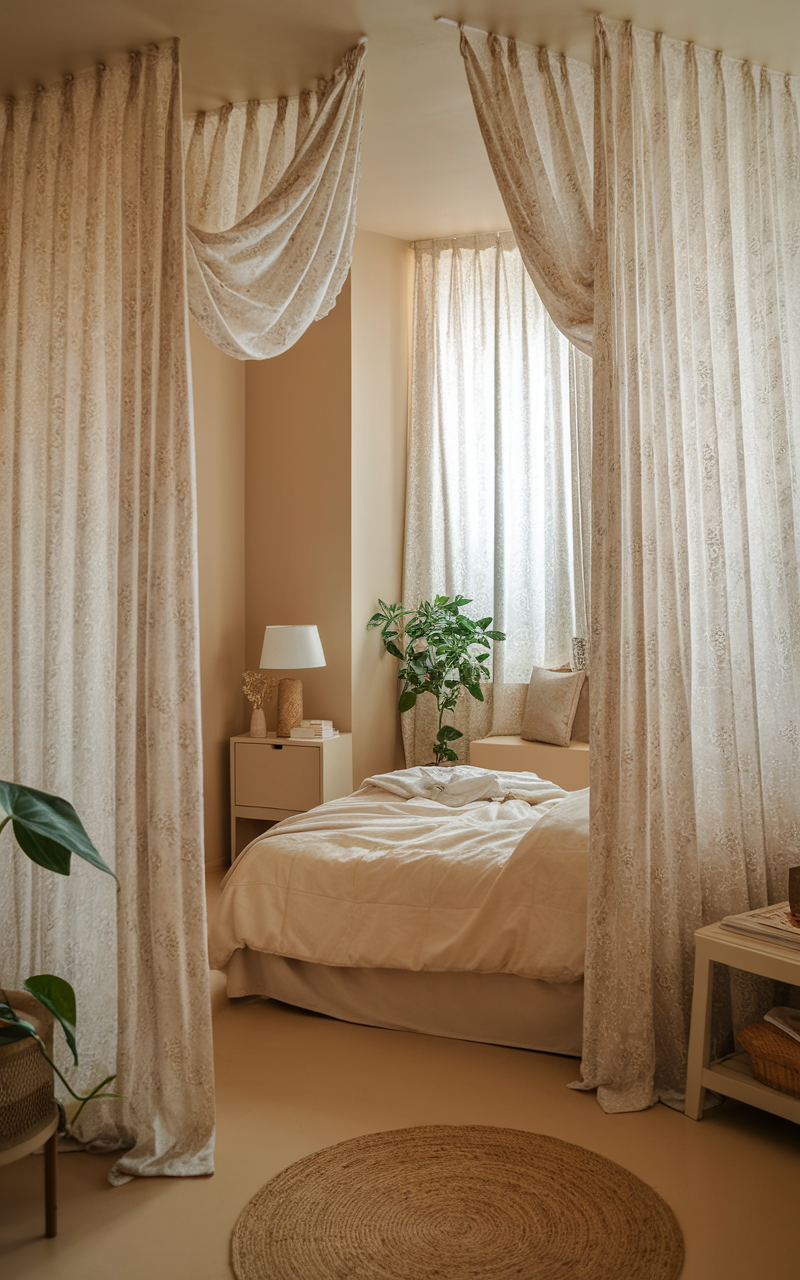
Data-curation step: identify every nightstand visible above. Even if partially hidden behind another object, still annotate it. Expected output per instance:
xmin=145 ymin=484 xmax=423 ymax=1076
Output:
xmin=685 ymin=922 xmax=800 ymax=1124
xmin=229 ymin=733 xmax=353 ymax=859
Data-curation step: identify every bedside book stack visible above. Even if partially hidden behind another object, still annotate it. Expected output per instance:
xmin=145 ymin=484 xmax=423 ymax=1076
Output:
xmin=290 ymin=720 xmax=339 ymax=740
xmin=720 ymin=902 xmax=800 ymax=950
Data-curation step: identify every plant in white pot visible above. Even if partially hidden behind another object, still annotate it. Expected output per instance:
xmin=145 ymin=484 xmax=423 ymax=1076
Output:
xmin=368 ymin=595 xmax=505 ymax=765
xmin=0 ymin=781 xmax=122 ymax=1129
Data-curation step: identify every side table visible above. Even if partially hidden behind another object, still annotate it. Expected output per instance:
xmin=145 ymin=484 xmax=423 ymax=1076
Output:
xmin=685 ymin=922 xmax=800 ymax=1124
xmin=230 ymin=733 xmax=353 ymax=859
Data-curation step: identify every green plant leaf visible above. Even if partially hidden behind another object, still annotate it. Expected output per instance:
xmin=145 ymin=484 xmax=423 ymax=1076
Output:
xmin=24 ymin=974 xmax=78 ymax=1065
xmin=398 ymin=689 xmax=418 ymax=713
xmin=486 ymin=630 xmax=506 ymax=641
xmin=0 ymin=781 xmax=117 ymax=883
xmin=385 ymin=642 xmax=404 ymax=660
xmin=11 ymin=822 xmax=73 ymax=874
xmin=437 ymin=725 xmax=463 ymax=742
xmin=466 ymin=683 xmax=485 ymax=702
xmin=0 ymin=1020 xmax=37 ymax=1047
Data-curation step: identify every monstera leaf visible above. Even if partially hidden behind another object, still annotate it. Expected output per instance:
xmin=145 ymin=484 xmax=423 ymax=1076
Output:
xmin=0 ymin=780 xmax=116 ymax=881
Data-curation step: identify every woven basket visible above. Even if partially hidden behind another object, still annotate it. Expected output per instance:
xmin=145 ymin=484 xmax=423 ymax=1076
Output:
xmin=0 ymin=993 xmax=55 ymax=1153
xmin=738 ymin=1021 xmax=800 ymax=1098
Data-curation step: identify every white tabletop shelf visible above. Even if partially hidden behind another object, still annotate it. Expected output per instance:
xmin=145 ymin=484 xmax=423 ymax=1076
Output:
xmin=685 ymin=921 xmax=800 ymax=1124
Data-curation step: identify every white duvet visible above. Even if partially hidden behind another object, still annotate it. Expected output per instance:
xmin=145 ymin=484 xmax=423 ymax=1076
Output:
xmin=209 ymin=768 xmax=590 ymax=984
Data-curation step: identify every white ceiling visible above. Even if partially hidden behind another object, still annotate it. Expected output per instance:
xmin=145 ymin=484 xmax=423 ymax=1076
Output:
xmin=2 ymin=0 xmax=799 ymax=240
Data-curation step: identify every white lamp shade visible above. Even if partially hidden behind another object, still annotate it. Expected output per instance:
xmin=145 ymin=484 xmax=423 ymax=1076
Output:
xmin=259 ymin=625 xmax=326 ymax=670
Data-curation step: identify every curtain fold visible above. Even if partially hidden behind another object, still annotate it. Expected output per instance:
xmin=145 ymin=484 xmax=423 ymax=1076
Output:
xmin=402 ymin=232 xmax=592 ymax=766
xmin=183 ymin=40 xmax=367 ymax=360
xmin=0 ymin=41 xmax=215 ymax=1180
xmin=580 ymin=18 xmax=800 ymax=1111
xmin=458 ymin=29 xmax=594 ymax=354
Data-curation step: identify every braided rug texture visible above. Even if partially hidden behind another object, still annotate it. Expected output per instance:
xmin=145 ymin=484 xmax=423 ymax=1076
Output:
xmin=232 ymin=1124 xmax=684 ymax=1279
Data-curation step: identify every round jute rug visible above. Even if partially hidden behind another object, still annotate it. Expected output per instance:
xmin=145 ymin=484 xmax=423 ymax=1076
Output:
xmin=232 ymin=1124 xmax=684 ymax=1280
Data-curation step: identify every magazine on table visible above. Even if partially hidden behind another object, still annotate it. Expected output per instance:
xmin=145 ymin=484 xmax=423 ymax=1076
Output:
xmin=720 ymin=902 xmax=800 ymax=950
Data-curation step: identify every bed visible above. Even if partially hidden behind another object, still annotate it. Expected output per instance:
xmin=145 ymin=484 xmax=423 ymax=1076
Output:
xmin=208 ymin=766 xmax=589 ymax=1056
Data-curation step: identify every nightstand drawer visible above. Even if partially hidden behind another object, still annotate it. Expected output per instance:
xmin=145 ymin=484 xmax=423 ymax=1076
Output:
xmin=234 ymin=741 xmax=319 ymax=812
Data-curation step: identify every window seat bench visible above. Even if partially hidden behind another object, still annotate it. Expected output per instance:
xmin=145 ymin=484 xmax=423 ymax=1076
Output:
xmin=469 ymin=736 xmax=590 ymax=792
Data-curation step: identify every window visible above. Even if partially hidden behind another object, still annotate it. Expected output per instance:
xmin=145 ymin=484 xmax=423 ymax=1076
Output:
xmin=404 ymin=232 xmax=591 ymax=684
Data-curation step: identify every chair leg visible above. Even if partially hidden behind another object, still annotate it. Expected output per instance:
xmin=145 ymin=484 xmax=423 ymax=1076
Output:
xmin=44 ymin=1129 xmax=57 ymax=1238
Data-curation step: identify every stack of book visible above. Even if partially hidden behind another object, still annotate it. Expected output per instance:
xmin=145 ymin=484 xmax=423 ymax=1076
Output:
xmin=720 ymin=902 xmax=800 ymax=950
xmin=290 ymin=720 xmax=339 ymax=740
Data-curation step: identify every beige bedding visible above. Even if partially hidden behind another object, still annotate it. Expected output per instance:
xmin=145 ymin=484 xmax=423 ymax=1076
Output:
xmin=209 ymin=769 xmax=589 ymax=985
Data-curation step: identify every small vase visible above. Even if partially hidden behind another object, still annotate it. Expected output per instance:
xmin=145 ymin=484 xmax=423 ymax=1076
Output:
xmin=250 ymin=706 xmax=267 ymax=738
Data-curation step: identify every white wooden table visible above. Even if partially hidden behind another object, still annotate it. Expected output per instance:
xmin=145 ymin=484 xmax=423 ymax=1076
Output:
xmin=685 ymin=922 xmax=800 ymax=1124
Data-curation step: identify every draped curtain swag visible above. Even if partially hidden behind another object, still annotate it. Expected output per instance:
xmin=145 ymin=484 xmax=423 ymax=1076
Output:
xmin=0 ymin=41 xmax=215 ymax=1180
xmin=458 ymin=29 xmax=594 ymax=355
xmin=183 ymin=40 xmax=367 ymax=360
xmin=457 ymin=18 xmax=800 ymax=1110
xmin=403 ymin=233 xmax=592 ymax=767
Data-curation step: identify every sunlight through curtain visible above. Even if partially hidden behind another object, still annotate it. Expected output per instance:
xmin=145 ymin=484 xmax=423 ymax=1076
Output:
xmin=402 ymin=232 xmax=592 ymax=766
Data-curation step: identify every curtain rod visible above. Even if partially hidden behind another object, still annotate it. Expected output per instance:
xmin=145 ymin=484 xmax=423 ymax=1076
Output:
xmin=434 ymin=16 xmax=492 ymax=36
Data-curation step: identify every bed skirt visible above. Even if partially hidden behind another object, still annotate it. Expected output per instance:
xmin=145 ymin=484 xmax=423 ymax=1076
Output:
xmin=226 ymin=950 xmax=583 ymax=1057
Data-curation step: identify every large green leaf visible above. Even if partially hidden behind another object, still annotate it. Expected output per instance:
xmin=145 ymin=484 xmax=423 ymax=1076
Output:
xmin=398 ymin=689 xmax=418 ymax=713
xmin=24 ymin=974 xmax=78 ymax=1065
xmin=0 ymin=1020 xmax=37 ymax=1048
xmin=0 ymin=781 xmax=116 ymax=881
xmin=11 ymin=821 xmax=73 ymax=874
xmin=437 ymin=725 xmax=463 ymax=742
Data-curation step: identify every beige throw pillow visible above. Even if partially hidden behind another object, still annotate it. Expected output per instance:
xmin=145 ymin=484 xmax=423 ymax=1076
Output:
xmin=521 ymin=667 xmax=586 ymax=747
xmin=570 ymin=675 xmax=589 ymax=743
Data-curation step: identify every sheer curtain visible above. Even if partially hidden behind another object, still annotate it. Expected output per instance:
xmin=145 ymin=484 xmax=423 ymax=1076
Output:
xmin=403 ymin=232 xmax=592 ymax=766
xmin=458 ymin=30 xmax=594 ymax=354
xmin=0 ymin=42 xmax=215 ymax=1180
xmin=183 ymin=40 xmax=367 ymax=360
xmin=454 ymin=17 xmax=800 ymax=1111
xmin=580 ymin=19 xmax=800 ymax=1111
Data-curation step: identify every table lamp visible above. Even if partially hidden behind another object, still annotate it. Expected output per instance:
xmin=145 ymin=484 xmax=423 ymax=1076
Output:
xmin=259 ymin=625 xmax=326 ymax=737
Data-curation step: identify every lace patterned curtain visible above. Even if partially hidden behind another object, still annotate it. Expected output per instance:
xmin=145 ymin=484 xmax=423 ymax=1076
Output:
xmin=458 ymin=30 xmax=594 ymax=355
xmin=0 ymin=42 xmax=215 ymax=1181
xmin=402 ymin=233 xmax=592 ymax=766
xmin=578 ymin=19 xmax=800 ymax=1111
xmin=183 ymin=40 xmax=367 ymax=360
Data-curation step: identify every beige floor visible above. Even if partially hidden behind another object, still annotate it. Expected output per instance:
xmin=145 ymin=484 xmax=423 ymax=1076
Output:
xmin=2 ymin=908 xmax=799 ymax=1278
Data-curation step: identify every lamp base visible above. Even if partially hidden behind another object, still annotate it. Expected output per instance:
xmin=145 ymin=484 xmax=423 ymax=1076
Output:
xmin=276 ymin=678 xmax=303 ymax=737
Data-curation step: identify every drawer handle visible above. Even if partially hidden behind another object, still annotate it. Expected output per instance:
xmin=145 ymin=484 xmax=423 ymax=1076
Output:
xmin=269 ymin=743 xmax=284 ymax=750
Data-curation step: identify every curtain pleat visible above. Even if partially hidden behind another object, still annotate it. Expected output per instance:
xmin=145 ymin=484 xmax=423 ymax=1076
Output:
xmin=458 ymin=30 xmax=594 ymax=354
xmin=0 ymin=41 xmax=215 ymax=1180
xmin=183 ymin=41 xmax=367 ymax=360
xmin=579 ymin=19 xmax=800 ymax=1111
xmin=402 ymin=233 xmax=591 ymax=766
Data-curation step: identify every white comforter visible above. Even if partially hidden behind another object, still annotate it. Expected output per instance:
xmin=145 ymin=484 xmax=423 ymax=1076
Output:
xmin=209 ymin=768 xmax=589 ymax=984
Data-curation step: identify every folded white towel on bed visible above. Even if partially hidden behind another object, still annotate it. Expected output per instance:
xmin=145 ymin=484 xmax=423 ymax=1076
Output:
xmin=361 ymin=765 xmax=560 ymax=807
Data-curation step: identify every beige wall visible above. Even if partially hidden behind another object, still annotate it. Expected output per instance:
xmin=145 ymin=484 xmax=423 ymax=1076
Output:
xmin=198 ymin=232 xmax=410 ymax=854
xmin=350 ymin=230 xmax=412 ymax=786
xmin=244 ymin=281 xmax=353 ymax=733
xmin=191 ymin=320 xmax=246 ymax=866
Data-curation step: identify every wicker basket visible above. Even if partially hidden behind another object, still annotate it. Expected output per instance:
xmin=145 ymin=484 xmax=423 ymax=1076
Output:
xmin=738 ymin=1021 xmax=800 ymax=1098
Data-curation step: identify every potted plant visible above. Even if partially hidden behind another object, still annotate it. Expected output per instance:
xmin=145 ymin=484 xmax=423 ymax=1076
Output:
xmin=368 ymin=595 xmax=505 ymax=764
xmin=0 ymin=781 xmax=121 ymax=1130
